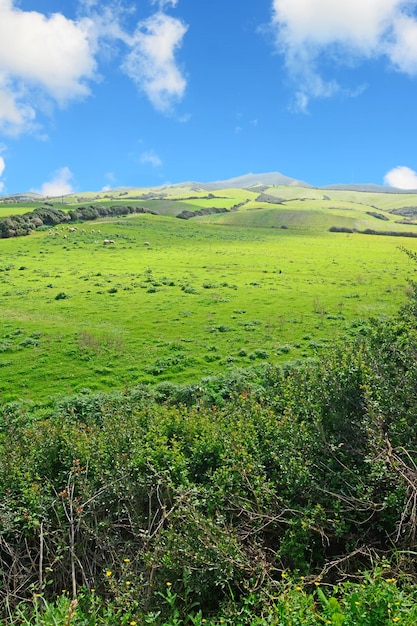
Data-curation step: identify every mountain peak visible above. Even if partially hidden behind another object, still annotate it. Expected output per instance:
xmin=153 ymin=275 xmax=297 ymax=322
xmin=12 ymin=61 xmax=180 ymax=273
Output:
xmin=194 ymin=172 xmax=313 ymax=191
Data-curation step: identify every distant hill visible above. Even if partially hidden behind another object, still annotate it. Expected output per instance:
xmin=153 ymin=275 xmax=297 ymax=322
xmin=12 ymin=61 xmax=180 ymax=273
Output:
xmin=2 ymin=171 xmax=417 ymax=201
xmin=3 ymin=171 xmax=417 ymax=236
xmin=190 ymin=172 xmax=313 ymax=191
xmin=321 ymin=183 xmax=417 ymax=193
xmin=0 ymin=192 xmax=45 ymax=202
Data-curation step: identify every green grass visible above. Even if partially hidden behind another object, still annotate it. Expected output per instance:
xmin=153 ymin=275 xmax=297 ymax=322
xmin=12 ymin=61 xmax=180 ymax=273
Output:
xmin=0 ymin=213 xmax=416 ymax=402
xmin=8 ymin=571 xmax=417 ymax=625
xmin=197 ymin=196 xmax=417 ymax=231
xmin=0 ymin=203 xmax=49 ymax=216
xmin=254 ymin=184 xmax=417 ymax=210
xmin=197 ymin=203 xmax=368 ymax=229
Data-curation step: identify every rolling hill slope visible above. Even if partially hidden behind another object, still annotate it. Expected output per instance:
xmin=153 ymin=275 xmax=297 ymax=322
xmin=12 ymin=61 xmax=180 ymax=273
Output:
xmin=2 ymin=172 xmax=417 ymax=234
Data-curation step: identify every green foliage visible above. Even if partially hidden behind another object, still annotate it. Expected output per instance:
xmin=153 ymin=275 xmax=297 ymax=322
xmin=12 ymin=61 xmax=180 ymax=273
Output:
xmin=7 ymin=572 xmax=417 ymax=624
xmin=3 ymin=283 xmax=417 ymax=618
xmin=0 ymin=203 xmax=159 ymax=239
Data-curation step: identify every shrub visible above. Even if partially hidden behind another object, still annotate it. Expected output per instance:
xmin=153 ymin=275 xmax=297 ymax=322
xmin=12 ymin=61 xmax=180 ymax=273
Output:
xmin=55 ymin=292 xmax=70 ymax=300
xmin=249 ymin=348 xmax=269 ymax=360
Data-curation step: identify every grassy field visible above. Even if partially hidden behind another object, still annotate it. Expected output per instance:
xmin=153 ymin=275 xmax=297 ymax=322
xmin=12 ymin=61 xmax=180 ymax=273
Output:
xmin=1 ymin=210 xmax=416 ymax=403
xmin=4 ymin=185 xmax=417 ymax=624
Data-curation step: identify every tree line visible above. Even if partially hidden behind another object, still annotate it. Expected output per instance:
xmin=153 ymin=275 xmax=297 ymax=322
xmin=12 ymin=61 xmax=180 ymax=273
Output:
xmin=0 ymin=204 xmax=158 ymax=238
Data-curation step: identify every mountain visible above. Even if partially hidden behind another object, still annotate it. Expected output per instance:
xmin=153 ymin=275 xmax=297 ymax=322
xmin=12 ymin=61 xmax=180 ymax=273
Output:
xmin=194 ymin=172 xmax=313 ymax=191
xmin=0 ymin=192 xmax=45 ymax=202
xmin=320 ymin=183 xmax=417 ymax=193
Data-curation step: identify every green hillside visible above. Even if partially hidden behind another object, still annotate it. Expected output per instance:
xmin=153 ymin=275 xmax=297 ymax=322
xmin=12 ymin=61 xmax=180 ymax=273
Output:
xmin=0 ymin=212 xmax=416 ymax=402
xmin=4 ymin=179 xmax=417 ymax=623
xmin=2 ymin=181 xmax=417 ymax=232
xmin=2 ymin=180 xmax=417 ymax=403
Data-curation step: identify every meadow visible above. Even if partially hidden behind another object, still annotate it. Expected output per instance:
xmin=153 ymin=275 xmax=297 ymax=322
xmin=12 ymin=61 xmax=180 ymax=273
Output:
xmin=1 ymin=211 xmax=416 ymax=402
xmin=3 ymin=185 xmax=417 ymax=623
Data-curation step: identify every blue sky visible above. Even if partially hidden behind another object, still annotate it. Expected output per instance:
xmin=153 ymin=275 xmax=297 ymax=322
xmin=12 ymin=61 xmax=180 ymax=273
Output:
xmin=1 ymin=0 xmax=417 ymax=195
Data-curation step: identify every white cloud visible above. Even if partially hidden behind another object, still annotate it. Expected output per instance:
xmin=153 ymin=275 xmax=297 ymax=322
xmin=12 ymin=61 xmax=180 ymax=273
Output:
xmin=83 ymin=3 xmax=188 ymax=114
xmin=384 ymin=165 xmax=417 ymax=189
xmin=34 ymin=166 xmax=75 ymax=197
xmin=122 ymin=12 xmax=188 ymax=113
xmin=388 ymin=13 xmax=417 ymax=74
xmin=0 ymin=4 xmax=96 ymax=101
xmin=151 ymin=0 xmax=179 ymax=8
xmin=140 ymin=150 xmax=163 ymax=168
xmin=0 ymin=1 xmax=189 ymax=135
xmin=270 ymin=0 xmax=417 ymax=109
xmin=102 ymin=171 xmax=117 ymax=190
xmin=0 ymin=0 xmax=97 ymax=134
xmin=0 ymin=77 xmax=37 ymax=135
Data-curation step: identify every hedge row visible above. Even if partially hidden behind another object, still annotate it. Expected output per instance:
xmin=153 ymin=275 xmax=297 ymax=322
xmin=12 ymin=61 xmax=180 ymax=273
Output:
xmin=0 ymin=204 xmax=158 ymax=238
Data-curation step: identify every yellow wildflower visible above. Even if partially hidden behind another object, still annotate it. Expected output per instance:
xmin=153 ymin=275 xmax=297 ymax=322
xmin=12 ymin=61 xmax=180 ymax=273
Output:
xmin=105 ymin=570 xmax=112 ymax=577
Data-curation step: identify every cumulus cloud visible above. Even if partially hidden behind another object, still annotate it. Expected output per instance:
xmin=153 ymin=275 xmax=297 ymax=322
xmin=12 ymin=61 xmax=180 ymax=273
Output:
xmin=35 ymin=166 xmax=75 ymax=197
xmin=151 ymin=0 xmax=179 ymax=8
xmin=388 ymin=12 xmax=417 ymax=73
xmin=82 ymin=2 xmax=188 ymax=113
xmin=0 ymin=3 xmax=96 ymax=101
xmin=384 ymin=165 xmax=417 ymax=189
xmin=270 ymin=0 xmax=417 ymax=110
xmin=122 ymin=12 xmax=188 ymax=113
xmin=0 ymin=1 xmax=188 ymax=135
xmin=0 ymin=0 xmax=97 ymax=134
xmin=140 ymin=150 xmax=163 ymax=168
